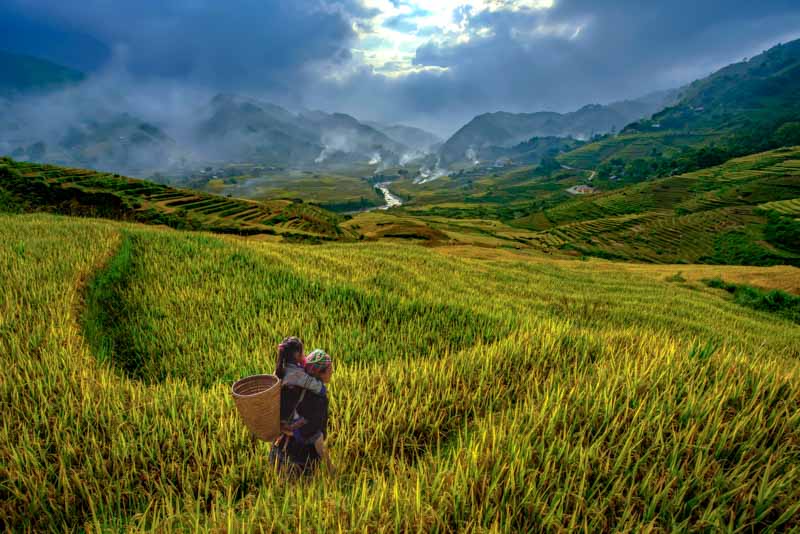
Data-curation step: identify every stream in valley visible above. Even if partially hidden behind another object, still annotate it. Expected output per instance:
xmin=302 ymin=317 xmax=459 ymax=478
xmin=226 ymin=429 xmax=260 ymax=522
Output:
xmin=374 ymin=182 xmax=403 ymax=210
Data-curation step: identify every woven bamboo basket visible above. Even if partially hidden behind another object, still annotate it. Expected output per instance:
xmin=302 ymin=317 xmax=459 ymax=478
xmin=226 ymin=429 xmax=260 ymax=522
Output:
xmin=232 ymin=374 xmax=281 ymax=442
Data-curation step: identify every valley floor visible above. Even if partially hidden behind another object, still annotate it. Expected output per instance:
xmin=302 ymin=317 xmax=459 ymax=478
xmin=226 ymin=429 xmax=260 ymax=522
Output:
xmin=2 ymin=213 xmax=799 ymax=531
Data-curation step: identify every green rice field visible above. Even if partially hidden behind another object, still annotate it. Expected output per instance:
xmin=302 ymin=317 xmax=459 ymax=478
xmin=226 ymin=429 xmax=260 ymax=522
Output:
xmin=2 ymin=212 xmax=799 ymax=531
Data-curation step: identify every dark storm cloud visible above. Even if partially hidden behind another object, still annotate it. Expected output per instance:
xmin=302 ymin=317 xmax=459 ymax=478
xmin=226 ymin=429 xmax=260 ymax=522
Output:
xmin=298 ymin=0 xmax=800 ymax=135
xmin=2 ymin=0 xmax=800 ymax=136
xmin=387 ymin=0 xmax=800 ymax=129
xmin=1 ymin=0 xmax=368 ymax=94
xmin=0 ymin=4 xmax=110 ymax=72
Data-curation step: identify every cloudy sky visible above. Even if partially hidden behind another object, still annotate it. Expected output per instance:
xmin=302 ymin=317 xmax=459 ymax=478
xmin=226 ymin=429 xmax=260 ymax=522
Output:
xmin=2 ymin=0 xmax=800 ymax=135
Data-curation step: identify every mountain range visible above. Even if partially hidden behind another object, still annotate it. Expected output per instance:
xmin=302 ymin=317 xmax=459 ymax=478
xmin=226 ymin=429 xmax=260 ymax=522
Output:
xmin=0 ymin=55 xmax=440 ymax=174
xmin=2 ymin=37 xmax=800 ymax=179
xmin=437 ymin=90 xmax=679 ymax=166
xmin=562 ymin=39 xmax=800 ymax=169
xmin=364 ymin=122 xmax=442 ymax=151
xmin=188 ymin=94 xmax=418 ymax=168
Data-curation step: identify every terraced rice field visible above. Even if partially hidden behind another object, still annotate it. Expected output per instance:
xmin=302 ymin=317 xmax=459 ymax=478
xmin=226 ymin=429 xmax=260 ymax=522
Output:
xmin=548 ymin=148 xmax=800 ymax=226
xmin=0 ymin=159 xmax=349 ymax=239
xmin=527 ymin=212 xmax=664 ymax=249
xmin=760 ymin=197 xmax=800 ymax=218
xmin=529 ymin=147 xmax=800 ymax=263
xmin=558 ymin=131 xmax=721 ymax=169
xmin=2 ymin=213 xmax=800 ymax=531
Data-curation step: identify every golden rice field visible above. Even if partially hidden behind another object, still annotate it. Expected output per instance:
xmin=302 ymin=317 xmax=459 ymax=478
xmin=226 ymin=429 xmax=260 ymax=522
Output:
xmin=2 ymin=213 xmax=800 ymax=532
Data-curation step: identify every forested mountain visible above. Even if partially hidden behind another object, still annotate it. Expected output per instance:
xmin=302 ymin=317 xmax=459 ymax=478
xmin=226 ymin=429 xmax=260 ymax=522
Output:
xmin=438 ymin=90 xmax=678 ymax=166
xmin=561 ymin=39 xmax=800 ymax=173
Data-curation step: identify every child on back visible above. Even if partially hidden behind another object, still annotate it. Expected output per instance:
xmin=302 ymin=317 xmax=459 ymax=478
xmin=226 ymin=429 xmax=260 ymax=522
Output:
xmin=275 ymin=336 xmax=323 ymax=393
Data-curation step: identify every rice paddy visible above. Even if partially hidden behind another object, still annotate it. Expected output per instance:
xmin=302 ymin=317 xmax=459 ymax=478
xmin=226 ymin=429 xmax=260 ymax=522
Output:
xmin=2 ymin=212 xmax=800 ymax=531
xmin=557 ymin=131 xmax=722 ymax=170
xmin=760 ymin=197 xmax=800 ymax=218
xmin=0 ymin=158 xmax=349 ymax=239
xmin=521 ymin=147 xmax=800 ymax=264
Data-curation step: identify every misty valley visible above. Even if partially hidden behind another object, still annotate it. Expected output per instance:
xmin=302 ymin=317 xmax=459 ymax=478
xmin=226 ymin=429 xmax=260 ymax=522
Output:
xmin=3 ymin=4 xmax=800 ymax=531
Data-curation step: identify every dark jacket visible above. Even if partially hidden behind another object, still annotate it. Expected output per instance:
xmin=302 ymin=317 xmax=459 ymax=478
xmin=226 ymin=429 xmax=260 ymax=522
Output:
xmin=281 ymin=389 xmax=329 ymax=467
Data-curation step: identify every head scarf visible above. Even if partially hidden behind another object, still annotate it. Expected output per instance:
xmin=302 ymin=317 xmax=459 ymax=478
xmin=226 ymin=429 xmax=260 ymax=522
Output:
xmin=304 ymin=349 xmax=332 ymax=375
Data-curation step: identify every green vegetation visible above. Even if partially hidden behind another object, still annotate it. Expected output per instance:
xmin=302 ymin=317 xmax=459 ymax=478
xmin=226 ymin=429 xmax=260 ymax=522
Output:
xmin=84 ymin=229 xmax=507 ymax=386
xmin=0 ymin=186 xmax=21 ymax=213
xmin=764 ymin=210 xmax=800 ymax=253
xmin=664 ymin=271 xmax=686 ymax=283
xmin=558 ymin=40 xmax=800 ymax=176
xmin=4 ymin=143 xmax=799 ymax=267
xmin=2 ymin=213 xmax=800 ymax=530
xmin=0 ymin=157 xmax=350 ymax=239
xmin=342 ymin=146 xmax=800 ymax=265
xmin=559 ymin=131 xmax=721 ymax=172
xmin=520 ymin=147 xmax=800 ymax=264
xmin=200 ymin=169 xmax=386 ymax=213
xmin=392 ymin=163 xmax=582 ymax=217
xmin=705 ymin=278 xmax=800 ymax=324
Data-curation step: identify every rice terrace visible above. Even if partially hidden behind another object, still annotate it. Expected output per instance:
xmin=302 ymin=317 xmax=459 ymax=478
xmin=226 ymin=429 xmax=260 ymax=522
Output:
xmin=3 ymin=2 xmax=800 ymax=532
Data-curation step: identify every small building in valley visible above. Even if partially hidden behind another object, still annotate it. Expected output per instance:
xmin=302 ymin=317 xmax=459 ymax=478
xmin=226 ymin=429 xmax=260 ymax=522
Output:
xmin=566 ymin=185 xmax=597 ymax=195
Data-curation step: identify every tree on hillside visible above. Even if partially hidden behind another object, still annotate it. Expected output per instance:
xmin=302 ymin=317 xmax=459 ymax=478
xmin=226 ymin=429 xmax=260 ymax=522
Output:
xmin=774 ymin=122 xmax=800 ymax=147
xmin=537 ymin=154 xmax=561 ymax=175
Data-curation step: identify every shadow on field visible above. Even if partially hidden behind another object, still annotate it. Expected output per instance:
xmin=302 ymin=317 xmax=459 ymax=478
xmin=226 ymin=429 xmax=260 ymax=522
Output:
xmin=80 ymin=231 xmax=516 ymax=385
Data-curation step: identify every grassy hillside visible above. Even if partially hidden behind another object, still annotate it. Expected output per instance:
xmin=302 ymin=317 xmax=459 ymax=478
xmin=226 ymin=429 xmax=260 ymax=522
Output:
xmin=513 ymin=147 xmax=800 ymax=264
xmin=0 ymin=157 xmax=350 ymax=240
xmin=389 ymin=161 xmax=587 ymax=212
xmin=559 ymin=131 xmax=720 ymax=170
xmin=2 ymin=213 xmax=800 ymax=530
xmin=559 ymin=39 xmax=800 ymax=172
xmin=361 ymin=147 xmax=800 ymax=266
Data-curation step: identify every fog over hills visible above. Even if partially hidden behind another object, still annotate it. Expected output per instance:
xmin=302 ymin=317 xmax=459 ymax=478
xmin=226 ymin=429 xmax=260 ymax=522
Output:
xmin=0 ymin=50 xmax=679 ymax=177
xmin=437 ymin=90 xmax=679 ymax=166
xmin=2 ymin=34 xmax=800 ymax=180
xmin=364 ymin=122 xmax=443 ymax=152
xmin=0 ymin=66 xmax=433 ymax=175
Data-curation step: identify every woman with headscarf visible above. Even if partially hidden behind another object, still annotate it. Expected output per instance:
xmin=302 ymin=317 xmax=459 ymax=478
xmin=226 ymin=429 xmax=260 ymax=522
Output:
xmin=270 ymin=347 xmax=335 ymax=476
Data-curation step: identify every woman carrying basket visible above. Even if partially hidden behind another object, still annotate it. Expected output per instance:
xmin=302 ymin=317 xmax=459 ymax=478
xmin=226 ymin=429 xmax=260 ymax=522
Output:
xmin=270 ymin=340 xmax=335 ymax=476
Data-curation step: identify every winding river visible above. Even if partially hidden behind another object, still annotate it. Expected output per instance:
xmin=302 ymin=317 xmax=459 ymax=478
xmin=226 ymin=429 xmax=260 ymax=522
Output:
xmin=374 ymin=182 xmax=403 ymax=210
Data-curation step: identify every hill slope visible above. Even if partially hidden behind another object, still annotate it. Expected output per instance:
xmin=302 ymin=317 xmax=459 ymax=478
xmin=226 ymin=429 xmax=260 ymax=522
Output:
xmin=439 ymin=90 xmax=677 ymax=166
xmin=365 ymin=121 xmax=442 ymax=151
xmin=0 ymin=157 xmax=349 ymax=239
xmin=195 ymin=94 xmax=322 ymax=165
xmin=194 ymin=95 xmax=409 ymax=167
xmin=561 ymin=39 xmax=800 ymax=170
xmin=520 ymin=146 xmax=800 ymax=264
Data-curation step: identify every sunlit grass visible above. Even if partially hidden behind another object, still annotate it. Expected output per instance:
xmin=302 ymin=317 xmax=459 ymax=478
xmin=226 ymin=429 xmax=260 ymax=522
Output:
xmin=2 ymin=213 xmax=799 ymax=531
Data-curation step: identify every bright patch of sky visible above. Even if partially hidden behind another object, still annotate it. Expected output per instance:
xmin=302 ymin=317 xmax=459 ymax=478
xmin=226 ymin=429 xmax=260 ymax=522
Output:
xmin=354 ymin=0 xmax=554 ymax=76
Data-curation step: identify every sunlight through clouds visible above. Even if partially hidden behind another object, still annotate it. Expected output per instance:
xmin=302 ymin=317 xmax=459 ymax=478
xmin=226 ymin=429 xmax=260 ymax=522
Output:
xmin=355 ymin=0 xmax=554 ymax=76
